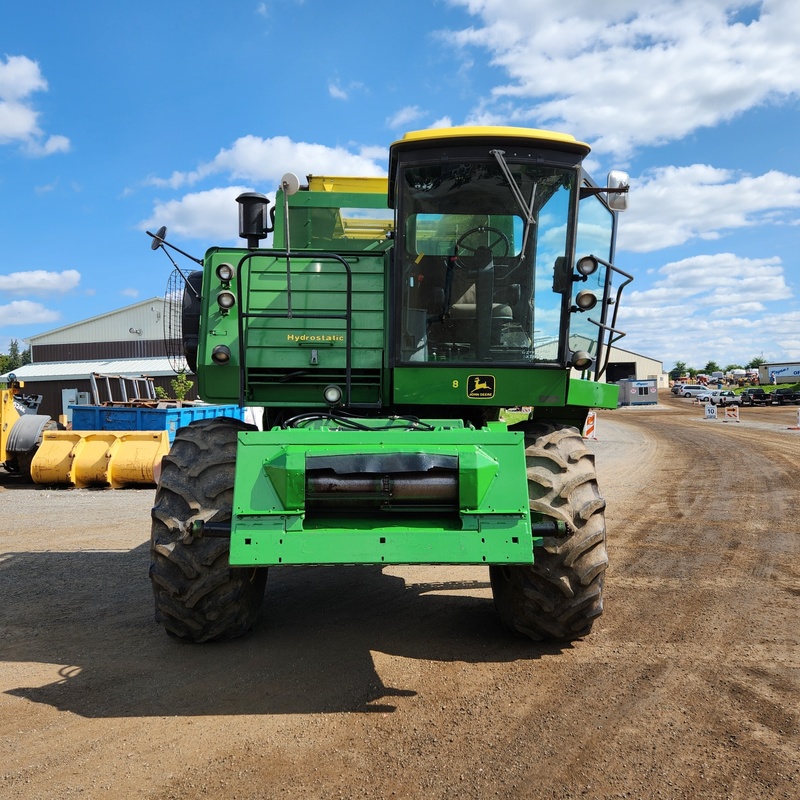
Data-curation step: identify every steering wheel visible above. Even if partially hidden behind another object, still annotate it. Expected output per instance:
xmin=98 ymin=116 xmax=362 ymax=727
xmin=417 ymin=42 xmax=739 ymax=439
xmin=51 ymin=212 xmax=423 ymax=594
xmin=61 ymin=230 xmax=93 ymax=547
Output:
xmin=454 ymin=226 xmax=510 ymax=270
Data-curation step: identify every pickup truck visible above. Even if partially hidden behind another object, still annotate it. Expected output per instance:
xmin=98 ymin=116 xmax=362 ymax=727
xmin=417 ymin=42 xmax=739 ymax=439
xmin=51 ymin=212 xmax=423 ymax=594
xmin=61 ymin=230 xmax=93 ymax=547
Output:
xmin=740 ymin=388 xmax=772 ymax=406
xmin=709 ymin=390 xmax=742 ymax=406
xmin=770 ymin=387 xmax=800 ymax=405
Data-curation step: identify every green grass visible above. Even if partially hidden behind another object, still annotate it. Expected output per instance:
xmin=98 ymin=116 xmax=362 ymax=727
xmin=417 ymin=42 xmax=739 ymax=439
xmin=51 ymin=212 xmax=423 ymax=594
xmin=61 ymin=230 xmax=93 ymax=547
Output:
xmin=499 ymin=410 xmax=532 ymax=425
xmin=731 ymin=382 xmax=800 ymax=395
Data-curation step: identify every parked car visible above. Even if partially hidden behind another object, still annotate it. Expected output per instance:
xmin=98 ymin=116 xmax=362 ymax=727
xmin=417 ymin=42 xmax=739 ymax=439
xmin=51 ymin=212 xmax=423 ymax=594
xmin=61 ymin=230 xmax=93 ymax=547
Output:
xmin=670 ymin=384 xmax=686 ymax=394
xmin=709 ymin=390 xmax=741 ymax=406
xmin=680 ymin=385 xmax=709 ymax=398
xmin=740 ymin=388 xmax=772 ymax=406
xmin=770 ymin=387 xmax=800 ymax=405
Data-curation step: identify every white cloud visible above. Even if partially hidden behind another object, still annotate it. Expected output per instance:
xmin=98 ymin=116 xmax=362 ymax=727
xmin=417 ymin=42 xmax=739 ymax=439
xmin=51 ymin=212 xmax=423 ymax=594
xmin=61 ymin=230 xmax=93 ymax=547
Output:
xmin=120 ymin=288 xmax=139 ymax=298
xmin=444 ymin=0 xmax=800 ymax=157
xmin=0 ymin=269 xmax=81 ymax=296
xmin=386 ymin=106 xmax=426 ymax=130
xmin=627 ymin=253 xmax=788 ymax=307
xmin=0 ymin=55 xmax=70 ymax=155
xmin=430 ymin=116 xmax=454 ymax=129
xmin=25 ymin=134 xmax=71 ymax=157
xmin=141 ymin=136 xmax=391 ymax=241
xmin=359 ymin=144 xmax=389 ymax=161
xmin=329 ymin=82 xmax=348 ymax=100
xmin=327 ymin=80 xmax=366 ymax=102
xmin=618 ymin=252 xmax=792 ymax=366
xmin=147 ymin=135 xmax=386 ymax=190
xmin=0 ymin=54 xmax=47 ymax=100
xmin=141 ymin=186 xmax=254 ymax=242
xmin=0 ymin=299 xmax=61 ymax=329
xmin=619 ymin=165 xmax=800 ymax=253
xmin=0 ymin=100 xmax=39 ymax=141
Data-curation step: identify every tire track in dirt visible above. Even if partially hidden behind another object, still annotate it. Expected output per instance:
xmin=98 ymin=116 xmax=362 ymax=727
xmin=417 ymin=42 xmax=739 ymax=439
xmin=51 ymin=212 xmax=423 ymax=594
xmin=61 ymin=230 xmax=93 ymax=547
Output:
xmin=1 ymin=394 xmax=798 ymax=800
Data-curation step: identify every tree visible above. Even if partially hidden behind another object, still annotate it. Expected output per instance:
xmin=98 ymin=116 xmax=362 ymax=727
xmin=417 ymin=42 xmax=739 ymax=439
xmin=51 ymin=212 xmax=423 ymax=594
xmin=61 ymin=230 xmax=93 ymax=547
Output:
xmin=746 ymin=356 xmax=767 ymax=369
xmin=170 ymin=372 xmax=194 ymax=401
xmin=703 ymin=361 xmax=721 ymax=374
xmin=724 ymin=364 xmax=743 ymax=373
xmin=670 ymin=360 xmax=688 ymax=379
xmin=0 ymin=339 xmax=30 ymax=375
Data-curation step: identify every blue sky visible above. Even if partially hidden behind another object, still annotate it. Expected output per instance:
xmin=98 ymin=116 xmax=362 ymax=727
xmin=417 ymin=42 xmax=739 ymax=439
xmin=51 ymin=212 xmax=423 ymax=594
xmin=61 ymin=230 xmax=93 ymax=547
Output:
xmin=1 ymin=0 xmax=799 ymax=372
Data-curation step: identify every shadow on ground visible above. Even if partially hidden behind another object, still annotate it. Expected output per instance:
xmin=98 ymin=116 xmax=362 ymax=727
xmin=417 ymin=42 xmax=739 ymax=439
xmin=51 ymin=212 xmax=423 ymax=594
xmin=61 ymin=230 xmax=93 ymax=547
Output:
xmin=2 ymin=545 xmax=569 ymax=718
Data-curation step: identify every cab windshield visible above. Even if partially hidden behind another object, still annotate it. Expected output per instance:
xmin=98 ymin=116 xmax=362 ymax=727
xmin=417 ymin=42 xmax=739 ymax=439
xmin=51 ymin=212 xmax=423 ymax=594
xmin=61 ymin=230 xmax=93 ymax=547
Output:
xmin=397 ymin=158 xmax=575 ymax=364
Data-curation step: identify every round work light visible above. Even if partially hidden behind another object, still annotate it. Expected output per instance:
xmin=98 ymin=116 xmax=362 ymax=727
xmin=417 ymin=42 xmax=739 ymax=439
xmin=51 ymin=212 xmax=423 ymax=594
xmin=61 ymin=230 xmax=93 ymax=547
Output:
xmin=571 ymin=351 xmax=594 ymax=371
xmin=216 ymin=262 xmax=235 ymax=282
xmin=217 ymin=290 xmax=236 ymax=310
xmin=323 ymin=384 xmax=343 ymax=405
xmin=211 ymin=345 xmax=231 ymax=365
xmin=575 ymin=290 xmax=598 ymax=311
xmin=576 ymin=255 xmax=599 ymax=277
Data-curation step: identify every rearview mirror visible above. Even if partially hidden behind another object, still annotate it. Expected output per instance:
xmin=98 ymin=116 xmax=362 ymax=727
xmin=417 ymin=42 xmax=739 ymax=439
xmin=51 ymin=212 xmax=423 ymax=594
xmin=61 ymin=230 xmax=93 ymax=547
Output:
xmin=607 ymin=171 xmax=629 ymax=212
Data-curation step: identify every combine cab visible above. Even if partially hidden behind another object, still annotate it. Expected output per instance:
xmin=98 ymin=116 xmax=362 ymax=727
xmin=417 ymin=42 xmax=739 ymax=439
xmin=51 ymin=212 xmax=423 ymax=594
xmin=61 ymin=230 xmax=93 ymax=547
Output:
xmin=148 ymin=126 xmax=631 ymax=643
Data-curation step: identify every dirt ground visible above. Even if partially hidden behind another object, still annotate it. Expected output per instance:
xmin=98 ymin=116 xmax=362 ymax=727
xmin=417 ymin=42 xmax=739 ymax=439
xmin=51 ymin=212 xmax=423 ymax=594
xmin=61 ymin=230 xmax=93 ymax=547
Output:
xmin=1 ymin=392 xmax=798 ymax=799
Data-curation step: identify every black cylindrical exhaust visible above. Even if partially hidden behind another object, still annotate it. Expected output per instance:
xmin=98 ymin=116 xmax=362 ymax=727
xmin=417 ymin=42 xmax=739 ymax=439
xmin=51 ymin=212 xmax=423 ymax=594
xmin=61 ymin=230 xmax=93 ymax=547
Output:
xmin=236 ymin=192 xmax=270 ymax=248
xmin=306 ymin=470 xmax=459 ymax=511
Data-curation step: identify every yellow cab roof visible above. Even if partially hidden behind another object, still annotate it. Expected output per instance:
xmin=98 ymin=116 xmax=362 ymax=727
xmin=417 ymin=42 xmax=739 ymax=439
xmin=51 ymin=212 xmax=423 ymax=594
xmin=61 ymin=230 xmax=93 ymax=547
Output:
xmin=392 ymin=125 xmax=590 ymax=152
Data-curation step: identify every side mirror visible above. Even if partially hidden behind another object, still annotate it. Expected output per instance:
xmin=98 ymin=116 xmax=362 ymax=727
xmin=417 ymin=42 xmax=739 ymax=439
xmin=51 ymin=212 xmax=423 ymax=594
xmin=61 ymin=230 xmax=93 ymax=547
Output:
xmin=607 ymin=170 xmax=629 ymax=212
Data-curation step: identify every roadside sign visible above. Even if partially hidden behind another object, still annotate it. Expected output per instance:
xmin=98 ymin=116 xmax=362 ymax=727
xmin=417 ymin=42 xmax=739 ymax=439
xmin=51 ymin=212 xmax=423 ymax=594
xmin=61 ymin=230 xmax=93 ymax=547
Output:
xmin=583 ymin=409 xmax=598 ymax=440
xmin=704 ymin=404 xmax=717 ymax=420
xmin=724 ymin=405 xmax=740 ymax=423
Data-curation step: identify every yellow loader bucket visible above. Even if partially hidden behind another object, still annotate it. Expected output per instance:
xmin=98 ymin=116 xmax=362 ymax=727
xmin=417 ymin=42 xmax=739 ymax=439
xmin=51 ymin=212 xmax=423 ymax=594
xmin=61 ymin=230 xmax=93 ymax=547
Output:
xmin=31 ymin=430 xmax=170 ymax=488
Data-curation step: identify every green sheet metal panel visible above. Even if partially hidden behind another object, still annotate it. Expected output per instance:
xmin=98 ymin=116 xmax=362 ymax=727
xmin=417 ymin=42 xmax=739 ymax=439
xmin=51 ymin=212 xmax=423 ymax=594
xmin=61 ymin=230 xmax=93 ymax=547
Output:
xmin=198 ymin=248 xmax=387 ymax=406
xmin=567 ymin=377 xmax=619 ymax=409
xmin=392 ymin=366 xmax=569 ymax=407
xmin=228 ymin=421 xmax=537 ymax=566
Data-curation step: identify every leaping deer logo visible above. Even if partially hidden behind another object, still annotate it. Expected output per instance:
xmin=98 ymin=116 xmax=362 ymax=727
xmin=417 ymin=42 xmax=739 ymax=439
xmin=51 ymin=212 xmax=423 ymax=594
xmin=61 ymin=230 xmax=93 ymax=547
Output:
xmin=468 ymin=375 xmax=495 ymax=397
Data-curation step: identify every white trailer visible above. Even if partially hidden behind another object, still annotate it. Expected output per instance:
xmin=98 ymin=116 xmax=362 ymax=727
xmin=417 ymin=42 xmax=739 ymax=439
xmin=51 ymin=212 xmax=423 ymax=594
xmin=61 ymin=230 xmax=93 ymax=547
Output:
xmin=617 ymin=378 xmax=658 ymax=406
xmin=758 ymin=362 xmax=800 ymax=384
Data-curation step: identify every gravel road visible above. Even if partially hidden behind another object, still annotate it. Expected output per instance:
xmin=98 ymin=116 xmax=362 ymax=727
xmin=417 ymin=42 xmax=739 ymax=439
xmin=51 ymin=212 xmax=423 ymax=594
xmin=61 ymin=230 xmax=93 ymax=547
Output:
xmin=1 ymin=393 xmax=798 ymax=799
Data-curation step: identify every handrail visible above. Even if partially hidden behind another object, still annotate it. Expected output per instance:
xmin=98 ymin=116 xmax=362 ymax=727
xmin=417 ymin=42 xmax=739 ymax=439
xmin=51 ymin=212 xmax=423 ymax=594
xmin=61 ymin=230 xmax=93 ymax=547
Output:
xmin=234 ymin=250 xmax=353 ymax=408
xmin=585 ymin=256 xmax=633 ymax=381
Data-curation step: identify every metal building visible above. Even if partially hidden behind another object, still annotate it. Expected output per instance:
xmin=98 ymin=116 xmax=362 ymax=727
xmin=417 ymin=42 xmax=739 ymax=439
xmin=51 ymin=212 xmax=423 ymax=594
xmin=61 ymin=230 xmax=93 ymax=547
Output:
xmin=0 ymin=298 xmax=193 ymax=420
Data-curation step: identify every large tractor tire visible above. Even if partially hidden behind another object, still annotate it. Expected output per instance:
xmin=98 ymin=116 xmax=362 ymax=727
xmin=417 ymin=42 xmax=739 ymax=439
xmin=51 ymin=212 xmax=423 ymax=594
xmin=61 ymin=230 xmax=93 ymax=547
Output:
xmin=490 ymin=422 xmax=608 ymax=641
xmin=150 ymin=417 xmax=267 ymax=642
xmin=6 ymin=416 xmax=63 ymax=480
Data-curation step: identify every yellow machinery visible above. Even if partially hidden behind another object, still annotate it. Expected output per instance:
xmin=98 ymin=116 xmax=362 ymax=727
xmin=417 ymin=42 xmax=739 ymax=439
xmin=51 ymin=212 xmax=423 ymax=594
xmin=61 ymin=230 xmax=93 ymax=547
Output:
xmin=2 ymin=376 xmax=168 ymax=487
xmin=1 ymin=377 xmax=54 ymax=479
xmin=30 ymin=429 xmax=169 ymax=488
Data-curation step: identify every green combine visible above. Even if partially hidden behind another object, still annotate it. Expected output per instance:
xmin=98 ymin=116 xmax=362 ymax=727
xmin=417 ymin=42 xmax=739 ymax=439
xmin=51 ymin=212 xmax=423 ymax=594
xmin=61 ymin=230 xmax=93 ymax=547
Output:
xmin=148 ymin=125 xmax=631 ymax=643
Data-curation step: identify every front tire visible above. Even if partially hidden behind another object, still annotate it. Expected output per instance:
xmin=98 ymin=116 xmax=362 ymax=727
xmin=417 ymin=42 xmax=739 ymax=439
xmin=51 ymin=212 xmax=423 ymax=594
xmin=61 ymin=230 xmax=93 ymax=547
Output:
xmin=491 ymin=423 xmax=608 ymax=641
xmin=150 ymin=417 xmax=267 ymax=642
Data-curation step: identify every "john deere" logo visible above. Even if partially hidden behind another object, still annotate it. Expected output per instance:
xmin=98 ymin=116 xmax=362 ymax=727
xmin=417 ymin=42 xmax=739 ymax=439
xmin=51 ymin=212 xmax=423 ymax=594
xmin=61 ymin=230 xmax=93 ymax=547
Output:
xmin=467 ymin=374 xmax=495 ymax=398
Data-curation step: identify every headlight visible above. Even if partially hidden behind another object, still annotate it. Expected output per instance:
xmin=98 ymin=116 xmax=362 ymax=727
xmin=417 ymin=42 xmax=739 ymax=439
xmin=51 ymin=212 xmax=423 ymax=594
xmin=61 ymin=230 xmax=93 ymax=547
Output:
xmin=211 ymin=345 xmax=232 ymax=365
xmin=571 ymin=351 xmax=594 ymax=370
xmin=216 ymin=262 xmax=235 ymax=282
xmin=323 ymin=384 xmax=343 ymax=405
xmin=217 ymin=290 xmax=236 ymax=310
xmin=576 ymin=255 xmax=599 ymax=277
xmin=575 ymin=289 xmax=598 ymax=311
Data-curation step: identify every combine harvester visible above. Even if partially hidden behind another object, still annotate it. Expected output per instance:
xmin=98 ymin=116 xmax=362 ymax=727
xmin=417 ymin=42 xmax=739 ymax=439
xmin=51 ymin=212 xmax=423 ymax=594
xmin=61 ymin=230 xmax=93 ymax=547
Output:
xmin=146 ymin=125 xmax=632 ymax=642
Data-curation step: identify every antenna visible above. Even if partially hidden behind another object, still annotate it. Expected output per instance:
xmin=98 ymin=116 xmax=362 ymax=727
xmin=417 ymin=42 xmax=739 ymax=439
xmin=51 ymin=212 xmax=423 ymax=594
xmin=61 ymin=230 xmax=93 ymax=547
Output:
xmin=280 ymin=173 xmax=300 ymax=318
xmin=145 ymin=226 xmax=201 ymax=298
